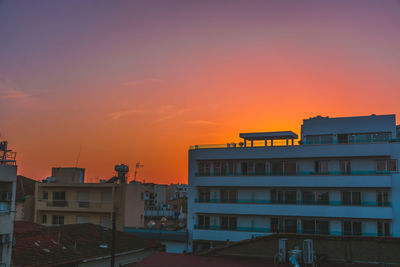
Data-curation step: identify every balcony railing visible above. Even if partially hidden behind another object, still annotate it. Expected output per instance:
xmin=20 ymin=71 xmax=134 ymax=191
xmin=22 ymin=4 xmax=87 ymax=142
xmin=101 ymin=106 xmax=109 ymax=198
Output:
xmin=38 ymin=199 xmax=112 ymax=209
xmin=195 ymin=170 xmax=396 ymax=177
xmin=190 ymin=139 xmax=400 ymax=150
xmin=193 ymin=225 xmax=392 ymax=237
xmin=194 ymin=198 xmax=392 ymax=207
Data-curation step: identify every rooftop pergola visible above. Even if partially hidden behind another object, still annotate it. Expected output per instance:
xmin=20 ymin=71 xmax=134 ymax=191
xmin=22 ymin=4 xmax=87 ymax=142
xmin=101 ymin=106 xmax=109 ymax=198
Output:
xmin=239 ymin=131 xmax=298 ymax=147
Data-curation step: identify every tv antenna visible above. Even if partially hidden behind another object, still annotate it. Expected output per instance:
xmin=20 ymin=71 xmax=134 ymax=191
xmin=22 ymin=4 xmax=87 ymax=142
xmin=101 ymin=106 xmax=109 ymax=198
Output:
xmin=134 ymin=162 xmax=144 ymax=182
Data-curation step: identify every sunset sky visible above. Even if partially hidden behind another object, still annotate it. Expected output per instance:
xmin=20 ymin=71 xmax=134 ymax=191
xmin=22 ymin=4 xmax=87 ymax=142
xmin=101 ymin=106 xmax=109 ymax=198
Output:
xmin=0 ymin=0 xmax=399 ymax=184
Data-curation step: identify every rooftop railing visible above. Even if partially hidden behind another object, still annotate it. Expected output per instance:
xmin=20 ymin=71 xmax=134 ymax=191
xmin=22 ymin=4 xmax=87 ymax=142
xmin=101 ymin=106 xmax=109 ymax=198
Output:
xmin=195 ymin=170 xmax=396 ymax=177
xmin=190 ymin=139 xmax=400 ymax=150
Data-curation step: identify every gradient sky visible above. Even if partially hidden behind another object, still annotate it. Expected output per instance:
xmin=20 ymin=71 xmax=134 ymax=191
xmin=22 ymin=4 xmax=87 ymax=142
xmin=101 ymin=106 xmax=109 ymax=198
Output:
xmin=0 ymin=0 xmax=399 ymax=184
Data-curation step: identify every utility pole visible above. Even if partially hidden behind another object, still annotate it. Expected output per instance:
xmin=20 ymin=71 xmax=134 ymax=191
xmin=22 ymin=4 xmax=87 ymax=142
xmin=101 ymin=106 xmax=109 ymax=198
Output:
xmin=111 ymin=210 xmax=116 ymax=267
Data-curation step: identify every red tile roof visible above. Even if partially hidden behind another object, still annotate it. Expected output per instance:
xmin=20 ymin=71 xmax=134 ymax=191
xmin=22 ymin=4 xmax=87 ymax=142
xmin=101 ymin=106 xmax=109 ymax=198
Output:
xmin=12 ymin=222 xmax=158 ymax=267
xmin=16 ymin=175 xmax=37 ymax=200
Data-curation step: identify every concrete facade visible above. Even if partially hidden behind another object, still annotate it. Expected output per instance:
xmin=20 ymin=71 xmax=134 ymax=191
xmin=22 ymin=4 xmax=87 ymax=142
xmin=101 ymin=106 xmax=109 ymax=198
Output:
xmin=188 ymin=114 xmax=400 ymax=252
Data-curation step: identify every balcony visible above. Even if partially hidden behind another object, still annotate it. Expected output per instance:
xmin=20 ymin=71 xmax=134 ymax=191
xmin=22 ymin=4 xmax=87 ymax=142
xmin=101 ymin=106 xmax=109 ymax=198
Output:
xmin=36 ymin=199 xmax=113 ymax=212
xmin=194 ymin=198 xmax=392 ymax=207
xmin=195 ymin=170 xmax=395 ymax=177
xmin=192 ymin=225 xmax=391 ymax=238
xmin=193 ymin=203 xmax=392 ymax=219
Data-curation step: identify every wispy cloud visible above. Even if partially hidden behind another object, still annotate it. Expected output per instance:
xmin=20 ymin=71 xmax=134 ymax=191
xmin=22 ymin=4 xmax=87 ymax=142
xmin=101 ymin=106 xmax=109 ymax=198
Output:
xmin=109 ymin=105 xmax=189 ymax=123
xmin=121 ymin=78 xmax=167 ymax=87
xmin=185 ymin=120 xmax=217 ymax=125
xmin=0 ymin=83 xmax=29 ymax=100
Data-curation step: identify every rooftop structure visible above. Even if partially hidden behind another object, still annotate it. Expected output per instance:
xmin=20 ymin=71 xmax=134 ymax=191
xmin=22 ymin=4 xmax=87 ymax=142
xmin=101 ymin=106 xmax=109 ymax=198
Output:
xmin=188 ymin=114 xmax=400 ymax=253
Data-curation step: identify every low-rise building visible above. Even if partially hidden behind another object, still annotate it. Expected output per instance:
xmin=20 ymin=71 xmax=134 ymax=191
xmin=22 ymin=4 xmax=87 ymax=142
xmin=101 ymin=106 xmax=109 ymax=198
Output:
xmin=15 ymin=175 xmax=37 ymax=222
xmin=0 ymin=140 xmax=17 ymax=267
xmin=34 ymin=167 xmax=145 ymax=231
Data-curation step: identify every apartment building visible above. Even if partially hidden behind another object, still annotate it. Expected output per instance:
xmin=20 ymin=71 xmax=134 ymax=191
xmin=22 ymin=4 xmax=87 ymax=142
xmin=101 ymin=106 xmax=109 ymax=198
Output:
xmin=188 ymin=114 xmax=400 ymax=251
xmin=0 ymin=141 xmax=17 ymax=267
xmin=34 ymin=167 xmax=145 ymax=231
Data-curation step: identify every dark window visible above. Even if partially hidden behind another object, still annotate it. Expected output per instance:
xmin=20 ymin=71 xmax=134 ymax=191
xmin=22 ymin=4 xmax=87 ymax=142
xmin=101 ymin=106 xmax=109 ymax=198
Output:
xmin=220 ymin=189 xmax=237 ymax=203
xmin=255 ymin=160 xmax=266 ymax=175
xmin=352 ymin=192 xmax=361 ymax=205
xmin=241 ymin=161 xmax=248 ymax=176
xmin=340 ymin=160 xmax=351 ymax=174
xmin=52 ymin=192 xmax=66 ymax=207
xmin=220 ymin=216 xmax=237 ymax=230
xmin=42 ymin=215 xmax=47 ymax=224
xmin=42 ymin=192 xmax=48 ymax=200
xmin=316 ymin=192 xmax=329 ymax=205
xmin=271 ymin=161 xmax=283 ymax=175
xmin=303 ymin=220 xmax=315 ymax=234
xmin=376 ymin=159 xmax=397 ymax=172
xmin=317 ymin=220 xmax=329 ymax=235
xmin=338 ymin=134 xmax=349 ymax=144
xmin=227 ymin=160 xmax=237 ymax=176
xmin=198 ymin=215 xmax=210 ymax=229
xmin=342 ymin=192 xmax=351 ymax=205
xmin=353 ymin=222 xmax=362 ymax=235
xmin=198 ymin=161 xmax=211 ymax=176
xmin=285 ymin=191 xmax=297 ymax=204
xmin=343 ymin=221 xmax=361 ymax=236
xmin=52 ymin=215 xmax=64 ymax=225
xmin=214 ymin=161 xmax=221 ymax=176
xmin=315 ymin=161 xmax=329 ymax=174
xmin=271 ymin=190 xmax=283 ymax=204
xmin=271 ymin=218 xmax=279 ymax=232
xmin=302 ymin=191 xmax=315 ymax=205
xmin=285 ymin=219 xmax=297 ymax=233
xmin=284 ymin=161 xmax=297 ymax=175
xmin=199 ymin=189 xmax=210 ymax=203
xmin=377 ymin=191 xmax=389 ymax=206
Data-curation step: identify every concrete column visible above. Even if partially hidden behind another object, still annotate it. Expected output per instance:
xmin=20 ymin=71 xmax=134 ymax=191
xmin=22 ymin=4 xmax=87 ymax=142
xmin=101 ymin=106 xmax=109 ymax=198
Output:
xmin=265 ymin=139 xmax=268 ymax=147
xmin=286 ymin=139 xmax=288 ymax=146
xmin=271 ymin=140 xmax=274 ymax=147
xmin=250 ymin=140 xmax=253 ymax=147
xmin=243 ymin=139 xmax=246 ymax=147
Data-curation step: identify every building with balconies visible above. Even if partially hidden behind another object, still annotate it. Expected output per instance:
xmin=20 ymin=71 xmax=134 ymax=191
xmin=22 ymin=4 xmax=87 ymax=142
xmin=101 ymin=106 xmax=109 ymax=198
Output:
xmin=188 ymin=114 xmax=400 ymax=251
xmin=0 ymin=140 xmax=17 ymax=267
xmin=34 ymin=167 xmax=145 ymax=231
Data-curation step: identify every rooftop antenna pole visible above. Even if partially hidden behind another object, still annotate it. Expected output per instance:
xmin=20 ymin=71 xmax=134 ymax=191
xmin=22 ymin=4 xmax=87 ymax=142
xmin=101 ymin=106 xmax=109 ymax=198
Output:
xmin=74 ymin=145 xmax=82 ymax=168
xmin=134 ymin=162 xmax=144 ymax=182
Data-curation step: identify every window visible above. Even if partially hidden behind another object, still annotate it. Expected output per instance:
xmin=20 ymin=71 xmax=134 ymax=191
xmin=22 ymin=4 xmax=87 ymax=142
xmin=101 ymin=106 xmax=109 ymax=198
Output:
xmin=241 ymin=160 xmax=254 ymax=175
xmin=199 ymin=188 xmax=210 ymax=202
xmin=341 ymin=191 xmax=361 ymax=205
xmin=316 ymin=192 xmax=329 ymax=205
xmin=342 ymin=221 xmax=361 ymax=236
xmin=285 ymin=191 xmax=297 ymax=204
xmin=302 ymin=191 xmax=315 ymax=204
xmin=303 ymin=220 xmax=315 ymax=234
xmin=255 ymin=160 xmax=266 ymax=175
xmin=376 ymin=159 xmax=397 ymax=172
xmin=42 ymin=214 xmax=47 ymax=224
xmin=377 ymin=191 xmax=390 ymax=207
xmin=377 ymin=222 xmax=390 ymax=237
xmin=42 ymin=192 xmax=48 ymax=200
xmin=214 ymin=161 xmax=221 ymax=176
xmin=317 ymin=220 xmax=330 ymax=235
xmin=227 ymin=160 xmax=237 ymax=176
xmin=340 ymin=160 xmax=351 ymax=175
xmin=285 ymin=219 xmax=297 ymax=233
xmin=315 ymin=161 xmax=329 ymax=174
xmin=271 ymin=161 xmax=283 ymax=175
xmin=52 ymin=215 xmax=64 ymax=225
xmin=271 ymin=217 xmax=279 ymax=232
xmin=338 ymin=134 xmax=349 ymax=144
xmin=271 ymin=190 xmax=284 ymax=204
xmin=52 ymin=192 xmax=66 ymax=207
xmin=198 ymin=215 xmax=210 ymax=229
xmin=220 ymin=189 xmax=237 ymax=203
xmin=284 ymin=161 xmax=297 ymax=175
xmin=220 ymin=216 xmax=237 ymax=230
xmin=198 ymin=161 xmax=211 ymax=176
xmin=101 ymin=192 xmax=112 ymax=203
xmin=305 ymin=135 xmax=334 ymax=145
xmin=78 ymin=191 xmax=90 ymax=208
xmin=76 ymin=216 xmax=90 ymax=224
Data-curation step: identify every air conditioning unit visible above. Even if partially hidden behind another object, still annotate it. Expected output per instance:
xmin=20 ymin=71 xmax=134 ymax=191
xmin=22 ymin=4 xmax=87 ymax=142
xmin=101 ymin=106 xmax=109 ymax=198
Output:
xmin=278 ymin=238 xmax=288 ymax=263
xmin=1 ymin=234 xmax=9 ymax=244
xmin=303 ymin=239 xmax=314 ymax=264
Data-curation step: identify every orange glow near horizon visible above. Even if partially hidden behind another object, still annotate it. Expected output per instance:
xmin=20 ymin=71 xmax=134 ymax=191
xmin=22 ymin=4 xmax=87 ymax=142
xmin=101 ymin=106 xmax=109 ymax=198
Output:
xmin=1 ymin=1 xmax=400 ymax=184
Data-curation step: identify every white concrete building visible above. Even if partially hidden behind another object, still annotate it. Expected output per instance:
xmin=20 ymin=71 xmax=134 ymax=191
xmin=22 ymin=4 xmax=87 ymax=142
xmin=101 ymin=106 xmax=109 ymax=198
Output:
xmin=0 ymin=141 xmax=17 ymax=267
xmin=188 ymin=114 xmax=400 ymax=251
